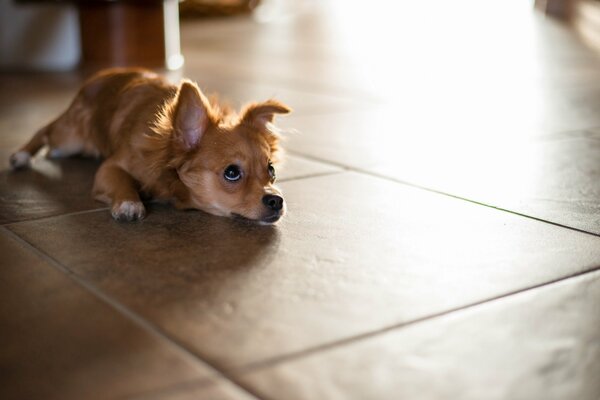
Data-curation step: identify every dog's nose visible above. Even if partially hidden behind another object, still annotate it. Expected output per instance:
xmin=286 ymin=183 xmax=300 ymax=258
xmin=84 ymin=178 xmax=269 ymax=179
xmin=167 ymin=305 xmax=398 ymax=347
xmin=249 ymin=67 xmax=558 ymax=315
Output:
xmin=262 ymin=194 xmax=284 ymax=211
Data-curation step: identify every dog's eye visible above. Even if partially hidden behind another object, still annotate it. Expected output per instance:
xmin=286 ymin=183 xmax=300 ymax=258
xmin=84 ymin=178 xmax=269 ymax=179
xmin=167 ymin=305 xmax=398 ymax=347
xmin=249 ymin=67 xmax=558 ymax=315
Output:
xmin=268 ymin=162 xmax=276 ymax=181
xmin=223 ymin=165 xmax=242 ymax=182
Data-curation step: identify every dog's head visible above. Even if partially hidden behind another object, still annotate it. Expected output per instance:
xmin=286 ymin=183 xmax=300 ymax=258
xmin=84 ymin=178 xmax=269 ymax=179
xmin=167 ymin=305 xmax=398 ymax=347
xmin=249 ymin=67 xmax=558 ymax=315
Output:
xmin=162 ymin=80 xmax=291 ymax=224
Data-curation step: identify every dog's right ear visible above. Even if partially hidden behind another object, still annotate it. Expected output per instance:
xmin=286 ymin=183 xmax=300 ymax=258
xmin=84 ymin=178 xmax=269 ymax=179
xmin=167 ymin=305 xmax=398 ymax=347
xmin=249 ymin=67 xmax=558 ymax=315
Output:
xmin=241 ymin=100 xmax=291 ymax=129
xmin=173 ymin=80 xmax=211 ymax=150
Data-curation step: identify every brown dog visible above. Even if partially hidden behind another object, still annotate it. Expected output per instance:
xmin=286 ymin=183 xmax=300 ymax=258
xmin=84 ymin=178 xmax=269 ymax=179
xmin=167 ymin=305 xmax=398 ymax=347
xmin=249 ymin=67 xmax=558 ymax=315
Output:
xmin=10 ymin=68 xmax=291 ymax=223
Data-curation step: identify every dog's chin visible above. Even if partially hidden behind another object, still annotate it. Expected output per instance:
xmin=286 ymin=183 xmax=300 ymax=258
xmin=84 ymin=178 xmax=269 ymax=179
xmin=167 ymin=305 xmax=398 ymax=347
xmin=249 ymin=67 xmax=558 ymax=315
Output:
xmin=259 ymin=214 xmax=282 ymax=225
xmin=232 ymin=213 xmax=282 ymax=225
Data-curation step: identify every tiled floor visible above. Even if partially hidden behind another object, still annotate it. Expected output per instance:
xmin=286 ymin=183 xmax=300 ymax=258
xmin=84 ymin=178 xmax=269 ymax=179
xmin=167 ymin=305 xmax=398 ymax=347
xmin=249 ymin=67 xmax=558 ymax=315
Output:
xmin=2 ymin=1 xmax=600 ymax=399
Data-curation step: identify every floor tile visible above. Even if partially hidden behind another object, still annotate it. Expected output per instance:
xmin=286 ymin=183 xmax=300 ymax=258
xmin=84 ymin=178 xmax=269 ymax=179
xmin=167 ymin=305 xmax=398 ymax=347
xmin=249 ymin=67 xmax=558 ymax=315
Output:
xmin=282 ymin=111 xmax=600 ymax=235
xmin=237 ymin=270 xmax=600 ymax=400
xmin=364 ymin=130 xmax=600 ymax=236
xmin=130 ymin=379 xmax=256 ymax=400
xmin=0 ymin=157 xmax=102 ymax=224
xmin=7 ymin=172 xmax=600 ymax=370
xmin=0 ymin=73 xmax=80 ymax=149
xmin=276 ymin=154 xmax=341 ymax=182
xmin=0 ymin=228 xmax=215 ymax=400
xmin=180 ymin=1 xmax=600 ymax=133
xmin=186 ymin=73 xmax=366 ymax=117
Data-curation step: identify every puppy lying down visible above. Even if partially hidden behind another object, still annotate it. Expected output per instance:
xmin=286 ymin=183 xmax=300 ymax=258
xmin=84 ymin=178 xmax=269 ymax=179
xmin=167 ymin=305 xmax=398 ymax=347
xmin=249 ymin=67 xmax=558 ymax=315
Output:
xmin=10 ymin=68 xmax=291 ymax=224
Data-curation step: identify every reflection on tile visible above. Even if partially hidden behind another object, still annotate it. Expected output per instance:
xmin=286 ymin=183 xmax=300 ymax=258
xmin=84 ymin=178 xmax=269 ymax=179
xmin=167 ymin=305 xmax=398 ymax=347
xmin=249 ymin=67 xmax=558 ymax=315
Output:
xmin=0 ymin=157 xmax=102 ymax=224
xmin=8 ymin=173 xmax=600 ymax=370
xmin=238 ymin=270 xmax=600 ymax=400
xmin=366 ymin=131 xmax=600 ymax=236
xmin=189 ymin=74 xmax=366 ymax=116
xmin=0 ymin=229 xmax=213 ymax=400
xmin=180 ymin=0 xmax=600 ymax=132
xmin=279 ymin=111 xmax=388 ymax=169
xmin=176 ymin=0 xmax=600 ymax=239
xmin=282 ymin=111 xmax=600 ymax=235
xmin=277 ymin=154 xmax=341 ymax=182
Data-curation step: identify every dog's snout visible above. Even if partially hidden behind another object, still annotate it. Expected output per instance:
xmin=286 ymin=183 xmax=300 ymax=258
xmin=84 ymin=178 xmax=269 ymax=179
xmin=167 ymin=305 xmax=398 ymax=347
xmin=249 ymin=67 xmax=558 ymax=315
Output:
xmin=263 ymin=194 xmax=284 ymax=211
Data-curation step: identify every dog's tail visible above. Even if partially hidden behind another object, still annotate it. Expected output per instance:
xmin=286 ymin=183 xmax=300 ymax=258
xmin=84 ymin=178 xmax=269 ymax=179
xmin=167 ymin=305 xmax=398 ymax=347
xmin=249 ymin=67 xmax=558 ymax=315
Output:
xmin=9 ymin=122 xmax=52 ymax=169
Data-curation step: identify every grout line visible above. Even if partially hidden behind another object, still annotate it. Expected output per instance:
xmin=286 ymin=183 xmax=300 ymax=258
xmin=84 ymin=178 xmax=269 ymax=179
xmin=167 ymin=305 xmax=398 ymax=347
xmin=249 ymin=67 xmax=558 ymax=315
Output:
xmin=278 ymin=169 xmax=347 ymax=183
xmin=286 ymin=150 xmax=600 ymax=238
xmin=350 ymin=168 xmax=600 ymax=238
xmin=0 ymin=207 xmax=109 ymax=227
xmin=234 ymin=264 xmax=600 ymax=373
xmin=286 ymin=150 xmax=351 ymax=170
xmin=0 ymin=226 xmax=269 ymax=400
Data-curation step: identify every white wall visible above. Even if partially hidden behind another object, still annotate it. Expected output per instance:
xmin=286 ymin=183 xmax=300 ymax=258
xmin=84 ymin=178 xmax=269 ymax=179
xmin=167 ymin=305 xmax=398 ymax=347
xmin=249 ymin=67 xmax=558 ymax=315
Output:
xmin=0 ymin=0 xmax=80 ymax=71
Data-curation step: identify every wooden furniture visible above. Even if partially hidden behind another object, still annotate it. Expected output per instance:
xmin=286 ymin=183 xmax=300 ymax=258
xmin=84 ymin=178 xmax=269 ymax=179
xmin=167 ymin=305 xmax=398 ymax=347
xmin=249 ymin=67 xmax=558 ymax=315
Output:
xmin=16 ymin=0 xmax=183 ymax=71
xmin=534 ymin=0 xmax=577 ymax=19
xmin=78 ymin=0 xmax=183 ymax=70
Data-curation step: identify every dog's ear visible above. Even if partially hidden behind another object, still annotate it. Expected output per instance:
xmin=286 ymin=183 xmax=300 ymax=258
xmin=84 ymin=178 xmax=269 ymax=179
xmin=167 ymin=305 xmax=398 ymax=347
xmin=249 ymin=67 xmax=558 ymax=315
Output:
xmin=173 ymin=80 xmax=211 ymax=150
xmin=241 ymin=100 xmax=291 ymax=129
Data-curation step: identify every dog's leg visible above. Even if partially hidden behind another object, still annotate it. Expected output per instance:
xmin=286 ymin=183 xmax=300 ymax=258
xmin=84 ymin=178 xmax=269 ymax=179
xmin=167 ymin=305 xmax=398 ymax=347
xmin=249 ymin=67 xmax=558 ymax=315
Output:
xmin=45 ymin=125 xmax=87 ymax=159
xmin=10 ymin=111 xmax=86 ymax=168
xmin=9 ymin=125 xmax=49 ymax=169
xmin=93 ymin=161 xmax=146 ymax=222
xmin=11 ymin=92 xmax=95 ymax=169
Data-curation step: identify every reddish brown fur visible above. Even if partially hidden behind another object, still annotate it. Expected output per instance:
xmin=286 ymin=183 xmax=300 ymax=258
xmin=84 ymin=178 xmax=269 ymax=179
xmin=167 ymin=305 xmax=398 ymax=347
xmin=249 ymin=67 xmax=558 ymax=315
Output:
xmin=10 ymin=68 xmax=291 ymax=223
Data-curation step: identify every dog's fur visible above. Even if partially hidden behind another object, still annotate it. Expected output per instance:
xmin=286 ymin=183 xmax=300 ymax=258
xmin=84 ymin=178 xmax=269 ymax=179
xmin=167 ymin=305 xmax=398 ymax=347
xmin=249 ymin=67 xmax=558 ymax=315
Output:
xmin=10 ymin=68 xmax=291 ymax=223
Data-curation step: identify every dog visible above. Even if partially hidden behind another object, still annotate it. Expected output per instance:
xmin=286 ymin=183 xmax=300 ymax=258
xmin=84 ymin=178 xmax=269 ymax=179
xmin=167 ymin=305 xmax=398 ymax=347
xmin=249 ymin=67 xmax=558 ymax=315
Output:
xmin=9 ymin=68 xmax=291 ymax=224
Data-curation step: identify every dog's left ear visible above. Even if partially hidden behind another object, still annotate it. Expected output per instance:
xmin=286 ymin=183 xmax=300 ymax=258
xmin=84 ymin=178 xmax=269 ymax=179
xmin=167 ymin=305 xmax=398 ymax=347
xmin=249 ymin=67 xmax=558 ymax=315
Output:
xmin=173 ymin=80 xmax=212 ymax=150
xmin=241 ymin=100 xmax=291 ymax=129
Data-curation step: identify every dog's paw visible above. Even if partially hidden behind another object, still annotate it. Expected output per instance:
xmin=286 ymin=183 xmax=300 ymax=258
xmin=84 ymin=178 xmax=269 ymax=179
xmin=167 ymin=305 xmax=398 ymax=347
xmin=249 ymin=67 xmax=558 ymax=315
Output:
xmin=9 ymin=151 xmax=31 ymax=170
xmin=111 ymin=201 xmax=146 ymax=222
xmin=47 ymin=148 xmax=73 ymax=159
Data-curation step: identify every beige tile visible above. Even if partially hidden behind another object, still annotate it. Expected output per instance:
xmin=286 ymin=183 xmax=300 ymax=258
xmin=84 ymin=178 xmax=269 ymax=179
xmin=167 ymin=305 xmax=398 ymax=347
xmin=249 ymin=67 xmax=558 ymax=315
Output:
xmin=187 ymin=73 xmax=367 ymax=116
xmin=276 ymin=154 xmax=341 ymax=182
xmin=131 ymin=379 xmax=256 ymax=400
xmin=366 ymin=130 xmax=600 ymax=235
xmin=237 ymin=270 xmax=600 ymax=400
xmin=7 ymin=172 xmax=600 ymax=371
xmin=0 ymin=74 xmax=79 ymax=150
xmin=0 ymin=88 xmax=76 ymax=134
xmin=0 ymin=157 xmax=102 ymax=224
xmin=281 ymin=110 xmax=600 ymax=234
xmin=0 ymin=229 xmax=215 ymax=400
xmin=181 ymin=0 xmax=600 ymax=134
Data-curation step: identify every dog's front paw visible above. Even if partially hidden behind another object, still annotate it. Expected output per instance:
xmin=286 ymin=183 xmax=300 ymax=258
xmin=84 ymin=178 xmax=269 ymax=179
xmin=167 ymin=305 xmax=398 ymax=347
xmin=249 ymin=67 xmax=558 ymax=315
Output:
xmin=111 ymin=201 xmax=146 ymax=222
xmin=9 ymin=151 xmax=31 ymax=170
